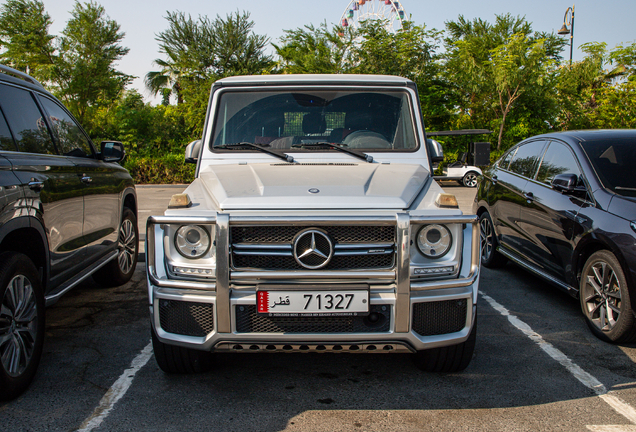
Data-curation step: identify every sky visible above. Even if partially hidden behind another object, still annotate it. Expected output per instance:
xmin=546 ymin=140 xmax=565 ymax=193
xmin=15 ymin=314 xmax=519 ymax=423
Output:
xmin=33 ymin=0 xmax=636 ymax=104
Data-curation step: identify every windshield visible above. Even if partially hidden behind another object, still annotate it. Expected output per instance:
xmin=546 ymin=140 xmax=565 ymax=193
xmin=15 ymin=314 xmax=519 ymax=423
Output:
xmin=210 ymin=89 xmax=418 ymax=151
xmin=581 ymin=139 xmax=636 ymax=197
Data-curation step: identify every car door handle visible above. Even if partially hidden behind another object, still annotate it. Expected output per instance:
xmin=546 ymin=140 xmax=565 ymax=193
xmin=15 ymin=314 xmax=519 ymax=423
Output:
xmin=81 ymin=176 xmax=92 ymax=184
xmin=28 ymin=180 xmax=44 ymax=191
xmin=491 ymin=174 xmax=498 ymax=184
xmin=524 ymin=192 xmax=534 ymax=202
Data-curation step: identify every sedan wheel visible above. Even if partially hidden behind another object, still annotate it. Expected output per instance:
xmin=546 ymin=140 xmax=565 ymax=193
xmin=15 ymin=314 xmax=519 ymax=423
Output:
xmin=118 ymin=217 xmax=137 ymax=275
xmin=92 ymin=208 xmax=139 ymax=287
xmin=478 ymin=212 xmax=506 ymax=268
xmin=462 ymin=171 xmax=479 ymax=188
xmin=580 ymin=250 xmax=636 ymax=343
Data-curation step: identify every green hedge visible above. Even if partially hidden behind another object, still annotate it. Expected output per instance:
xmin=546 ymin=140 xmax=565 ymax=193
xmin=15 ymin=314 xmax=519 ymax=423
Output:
xmin=123 ymin=153 xmax=195 ymax=184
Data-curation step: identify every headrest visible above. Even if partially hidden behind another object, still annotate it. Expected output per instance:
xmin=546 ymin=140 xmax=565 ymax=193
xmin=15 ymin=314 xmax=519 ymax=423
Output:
xmin=302 ymin=113 xmax=326 ymax=134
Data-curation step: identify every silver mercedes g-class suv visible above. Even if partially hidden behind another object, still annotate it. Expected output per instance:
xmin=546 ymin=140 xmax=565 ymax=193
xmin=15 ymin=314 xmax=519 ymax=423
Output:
xmin=146 ymin=74 xmax=480 ymax=373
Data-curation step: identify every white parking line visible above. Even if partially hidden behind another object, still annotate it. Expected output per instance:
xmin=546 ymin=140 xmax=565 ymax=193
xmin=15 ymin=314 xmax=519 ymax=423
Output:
xmin=480 ymin=291 xmax=636 ymax=425
xmin=76 ymin=341 xmax=153 ymax=432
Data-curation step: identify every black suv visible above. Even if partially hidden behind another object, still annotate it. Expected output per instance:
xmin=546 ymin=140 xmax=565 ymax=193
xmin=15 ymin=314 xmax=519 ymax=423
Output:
xmin=0 ymin=65 xmax=138 ymax=401
xmin=475 ymin=130 xmax=636 ymax=343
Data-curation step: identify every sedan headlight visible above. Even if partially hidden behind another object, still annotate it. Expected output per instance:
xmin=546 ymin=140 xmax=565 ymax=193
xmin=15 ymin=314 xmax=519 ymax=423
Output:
xmin=174 ymin=225 xmax=211 ymax=259
xmin=416 ymin=224 xmax=452 ymax=258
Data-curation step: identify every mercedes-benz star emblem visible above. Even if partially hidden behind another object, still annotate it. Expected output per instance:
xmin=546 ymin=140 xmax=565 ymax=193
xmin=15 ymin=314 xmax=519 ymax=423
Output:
xmin=293 ymin=229 xmax=333 ymax=269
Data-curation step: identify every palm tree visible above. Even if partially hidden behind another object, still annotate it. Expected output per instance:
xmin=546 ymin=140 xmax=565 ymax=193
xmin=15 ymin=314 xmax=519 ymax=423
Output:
xmin=144 ymin=57 xmax=183 ymax=105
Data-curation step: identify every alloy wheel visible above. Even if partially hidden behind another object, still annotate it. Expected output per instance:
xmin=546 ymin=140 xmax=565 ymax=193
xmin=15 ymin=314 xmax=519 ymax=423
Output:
xmin=582 ymin=260 xmax=622 ymax=332
xmin=0 ymin=275 xmax=38 ymax=377
xmin=118 ymin=218 xmax=137 ymax=274
xmin=464 ymin=173 xmax=478 ymax=187
xmin=480 ymin=217 xmax=493 ymax=261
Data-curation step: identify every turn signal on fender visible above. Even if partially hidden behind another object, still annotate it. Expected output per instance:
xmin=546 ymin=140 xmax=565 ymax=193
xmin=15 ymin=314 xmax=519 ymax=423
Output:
xmin=435 ymin=193 xmax=459 ymax=209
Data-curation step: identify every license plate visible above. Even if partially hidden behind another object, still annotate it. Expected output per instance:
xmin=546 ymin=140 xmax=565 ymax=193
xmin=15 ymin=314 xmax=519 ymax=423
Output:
xmin=257 ymin=290 xmax=369 ymax=316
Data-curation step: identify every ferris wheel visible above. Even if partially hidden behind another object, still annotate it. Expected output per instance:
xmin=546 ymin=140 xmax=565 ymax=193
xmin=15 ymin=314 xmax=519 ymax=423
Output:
xmin=339 ymin=0 xmax=407 ymax=34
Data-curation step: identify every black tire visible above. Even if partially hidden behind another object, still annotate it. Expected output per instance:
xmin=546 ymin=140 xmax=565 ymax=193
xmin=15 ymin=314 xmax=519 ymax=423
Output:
xmin=479 ymin=212 xmax=507 ymax=268
xmin=151 ymin=327 xmax=214 ymax=374
xmin=412 ymin=313 xmax=477 ymax=373
xmin=93 ymin=207 xmax=138 ymax=287
xmin=579 ymin=250 xmax=636 ymax=343
xmin=462 ymin=171 xmax=480 ymax=188
xmin=0 ymin=252 xmax=45 ymax=401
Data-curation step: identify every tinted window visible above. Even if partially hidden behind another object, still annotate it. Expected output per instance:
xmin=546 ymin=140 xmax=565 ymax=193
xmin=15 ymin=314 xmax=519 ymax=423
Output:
xmin=580 ymin=139 xmax=636 ymax=197
xmin=0 ymin=84 xmax=56 ymax=154
xmin=537 ymin=142 xmax=581 ymax=185
xmin=38 ymin=96 xmax=92 ymax=157
xmin=0 ymin=109 xmax=16 ymax=151
xmin=508 ymin=140 xmax=546 ymax=178
xmin=498 ymin=148 xmax=516 ymax=170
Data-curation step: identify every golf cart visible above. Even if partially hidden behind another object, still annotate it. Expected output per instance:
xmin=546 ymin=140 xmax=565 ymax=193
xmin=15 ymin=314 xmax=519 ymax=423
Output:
xmin=429 ymin=129 xmax=491 ymax=188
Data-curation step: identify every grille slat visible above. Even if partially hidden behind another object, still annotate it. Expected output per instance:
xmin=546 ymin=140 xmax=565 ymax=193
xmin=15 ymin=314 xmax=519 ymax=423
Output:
xmin=159 ymin=300 xmax=215 ymax=337
xmin=235 ymin=305 xmax=391 ymax=333
xmin=411 ymin=300 xmax=467 ymax=336
xmin=231 ymin=226 xmax=395 ymax=244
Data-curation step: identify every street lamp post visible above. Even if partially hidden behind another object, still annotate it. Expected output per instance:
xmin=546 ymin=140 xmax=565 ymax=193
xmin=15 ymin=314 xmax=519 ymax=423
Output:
xmin=558 ymin=5 xmax=575 ymax=65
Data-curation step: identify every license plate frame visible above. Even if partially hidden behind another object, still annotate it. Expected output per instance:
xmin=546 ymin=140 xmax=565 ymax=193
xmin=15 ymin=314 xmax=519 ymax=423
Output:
xmin=256 ymin=286 xmax=369 ymax=317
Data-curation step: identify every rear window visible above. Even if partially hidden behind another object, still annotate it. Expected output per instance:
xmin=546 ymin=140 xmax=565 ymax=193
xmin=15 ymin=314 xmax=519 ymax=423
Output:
xmin=0 ymin=84 xmax=56 ymax=155
xmin=507 ymin=140 xmax=547 ymax=178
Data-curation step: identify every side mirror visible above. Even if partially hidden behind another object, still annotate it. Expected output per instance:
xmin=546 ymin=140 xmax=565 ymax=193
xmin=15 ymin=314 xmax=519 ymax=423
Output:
xmin=551 ymin=173 xmax=586 ymax=194
xmin=426 ymin=138 xmax=444 ymax=163
xmin=185 ymin=140 xmax=202 ymax=164
xmin=100 ymin=141 xmax=125 ymax=163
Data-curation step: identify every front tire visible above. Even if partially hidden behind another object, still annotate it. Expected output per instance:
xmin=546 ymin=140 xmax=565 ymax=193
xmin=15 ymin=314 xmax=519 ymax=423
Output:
xmin=579 ymin=250 xmax=636 ymax=343
xmin=412 ymin=313 xmax=477 ymax=373
xmin=479 ymin=212 xmax=507 ymax=268
xmin=151 ymin=327 xmax=214 ymax=374
xmin=0 ymin=252 xmax=45 ymax=401
xmin=93 ymin=207 xmax=138 ymax=287
xmin=462 ymin=171 xmax=479 ymax=188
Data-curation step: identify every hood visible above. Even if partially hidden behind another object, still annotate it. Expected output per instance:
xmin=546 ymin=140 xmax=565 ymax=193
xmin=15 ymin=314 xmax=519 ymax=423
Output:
xmin=198 ymin=162 xmax=429 ymax=210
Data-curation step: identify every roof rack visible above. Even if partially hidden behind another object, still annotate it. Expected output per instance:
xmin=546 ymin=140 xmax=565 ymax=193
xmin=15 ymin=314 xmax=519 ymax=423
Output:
xmin=0 ymin=64 xmax=44 ymax=89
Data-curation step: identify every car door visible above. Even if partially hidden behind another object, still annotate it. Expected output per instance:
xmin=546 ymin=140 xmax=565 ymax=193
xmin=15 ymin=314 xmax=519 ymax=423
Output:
xmin=0 ymin=83 xmax=85 ymax=290
xmin=490 ymin=140 xmax=547 ymax=254
xmin=36 ymin=94 xmax=121 ymax=262
xmin=516 ymin=140 xmax=587 ymax=281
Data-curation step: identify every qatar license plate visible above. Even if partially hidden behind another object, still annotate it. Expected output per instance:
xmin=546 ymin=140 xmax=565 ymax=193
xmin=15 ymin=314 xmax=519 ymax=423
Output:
xmin=257 ymin=290 xmax=369 ymax=317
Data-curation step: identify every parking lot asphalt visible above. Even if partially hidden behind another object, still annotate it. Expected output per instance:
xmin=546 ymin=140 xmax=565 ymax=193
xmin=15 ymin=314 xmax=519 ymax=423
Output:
xmin=2 ymin=182 xmax=636 ymax=432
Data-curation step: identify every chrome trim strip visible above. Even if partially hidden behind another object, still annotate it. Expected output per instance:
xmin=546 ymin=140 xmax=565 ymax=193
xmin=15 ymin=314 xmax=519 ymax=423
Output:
xmin=409 ymin=214 xmax=478 ymax=225
xmin=230 ymin=270 xmax=396 ymax=280
xmin=215 ymin=213 xmax=231 ymax=333
xmin=334 ymin=242 xmax=395 ymax=249
xmin=395 ymin=212 xmax=410 ymax=333
xmin=45 ymin=250 xmax=118 ymax=306
xmin=229 ymin=216 xmax=397 ymax=225
xmin=232 ymin=243 xmax=292 ymax=250
xmin=497 ymin=247 xmax=576 ymax=293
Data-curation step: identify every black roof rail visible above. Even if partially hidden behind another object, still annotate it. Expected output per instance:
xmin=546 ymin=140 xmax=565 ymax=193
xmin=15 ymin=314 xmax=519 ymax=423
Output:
xmin=0 ymin=64 xmax=45 ymax=89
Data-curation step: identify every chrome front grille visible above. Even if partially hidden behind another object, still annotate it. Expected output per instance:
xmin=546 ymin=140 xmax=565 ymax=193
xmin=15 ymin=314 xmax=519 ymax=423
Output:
xmin=230 ymin=225 xmax=396 ymax=271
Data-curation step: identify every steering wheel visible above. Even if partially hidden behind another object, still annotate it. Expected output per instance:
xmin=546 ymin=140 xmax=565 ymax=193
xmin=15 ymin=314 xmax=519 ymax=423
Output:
xmin=342 ymin=130 xmax=391 ymax=149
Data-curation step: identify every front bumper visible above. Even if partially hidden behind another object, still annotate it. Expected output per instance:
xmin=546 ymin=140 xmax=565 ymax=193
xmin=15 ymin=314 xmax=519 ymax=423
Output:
xmin=146 ymin=213 xmax=480 ymax=353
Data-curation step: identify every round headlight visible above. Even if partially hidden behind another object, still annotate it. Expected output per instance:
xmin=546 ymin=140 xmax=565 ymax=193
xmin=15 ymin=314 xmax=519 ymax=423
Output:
xmin=174 ymin=225 xmax=211 ymax=259
xmin=416 ymin=224 xmax=452 ymax=258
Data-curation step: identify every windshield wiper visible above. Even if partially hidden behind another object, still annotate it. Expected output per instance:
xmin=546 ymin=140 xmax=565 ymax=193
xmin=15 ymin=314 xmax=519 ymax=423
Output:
xmin=216 ymin=142 xmax=295 ymax=163
xmin=291 ymin=142 xmax=374 ymax=163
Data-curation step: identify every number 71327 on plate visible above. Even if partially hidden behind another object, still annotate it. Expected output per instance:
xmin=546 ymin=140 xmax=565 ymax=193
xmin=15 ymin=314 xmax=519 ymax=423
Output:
xmin=257 ymin=290 xmax=369 ymax=316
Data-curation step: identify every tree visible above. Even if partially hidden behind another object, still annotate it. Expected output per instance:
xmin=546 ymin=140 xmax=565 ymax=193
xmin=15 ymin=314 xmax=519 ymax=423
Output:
xmin=146 ymin=10 xmax=272 ymax=104
xmin=488 ymin=34 xmax=554 ymax=149
xmin=0 ymin=0 xmax=55 ymax=80
xmin=443 ymin=14 xmax=565 ymax=149
xmin=53 ymin=1 xmax=132 ymax=125
xmin=274 ymin=22 xmax=352 ymax=74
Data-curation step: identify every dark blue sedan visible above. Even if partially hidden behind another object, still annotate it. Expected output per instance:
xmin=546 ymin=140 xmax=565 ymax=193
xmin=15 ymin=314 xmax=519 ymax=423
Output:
xmin=474 ymin=129 xmax=636 ymax=342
